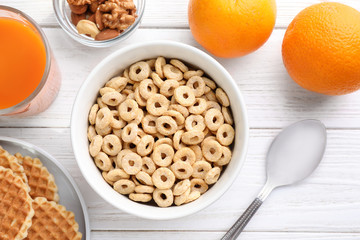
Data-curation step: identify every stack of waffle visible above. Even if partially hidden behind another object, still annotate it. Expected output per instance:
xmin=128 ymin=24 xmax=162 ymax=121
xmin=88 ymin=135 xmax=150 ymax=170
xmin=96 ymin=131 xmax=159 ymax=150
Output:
xmin=0 ymin=146 xmax=82 ymax=240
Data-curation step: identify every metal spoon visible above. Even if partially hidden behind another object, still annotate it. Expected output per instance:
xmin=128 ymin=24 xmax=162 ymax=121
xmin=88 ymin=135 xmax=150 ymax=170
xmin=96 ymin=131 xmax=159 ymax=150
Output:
xmin=221 ymin=119 xmax=327 ymax=240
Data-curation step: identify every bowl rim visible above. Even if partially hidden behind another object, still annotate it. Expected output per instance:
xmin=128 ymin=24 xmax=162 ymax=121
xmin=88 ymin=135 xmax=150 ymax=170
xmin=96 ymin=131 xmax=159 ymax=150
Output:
xmin=0 ymin=136 xmax=91 ymax=238
xmin=52 ymin=0 xmax=146 ymax=47
xmin=71 ymin=40 xmax=249 ymax=219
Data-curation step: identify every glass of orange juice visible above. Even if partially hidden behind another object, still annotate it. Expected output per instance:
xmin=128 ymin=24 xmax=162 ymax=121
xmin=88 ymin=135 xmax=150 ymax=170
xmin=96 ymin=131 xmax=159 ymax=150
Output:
xmin=0 ymin=6 xmax=61 ymax=116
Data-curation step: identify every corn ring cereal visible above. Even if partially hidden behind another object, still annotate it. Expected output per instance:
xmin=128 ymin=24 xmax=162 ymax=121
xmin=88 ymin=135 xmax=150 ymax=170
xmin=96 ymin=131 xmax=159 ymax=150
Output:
xmin=174 ymin=86 xmax=196 ymax=107
xmin=190 ymin=178 xmax=208 ymax=194
xmin=153 ymin=188 xmax=173 ymax=207
xmin=217 ymin=124 xmax=235 ymax=146
xmin=114 ymin=179 xmax=135 ymax=194
xmin=163 ymin=64 xmax=183 ymax=81
xmin=202 ymin=140 xmax=223 ymax=162
xmin=185 ymin=115 xmax=206 ymax=132
xmin=152 ymin=144 xmax=174 ymax=167
xmin=129 ymin=61 xmax=151 ymax=82
xmin=156 ymin=116 xmax=178 ymax=136
xmin=129 ymin=193 xmax=152 ymax=202
xmin=102 ymin=134 xmax=122 ymax=156
xmin=192 ymin=161 xmax=212 ymax=179
xmin=89 ymin=135 xmax=103 ymax=157
xmin=181 ymin=130 xmax=204 ymax=145
xmin=94 ymin=152 xmax=112 ymax=171
xmin=152 ymin=167 xmax=175 ymax=189
xmin=121 ymin=152 xmax=142 ymax=175
xmin=215 ymin=88 xmax=230 ymax=107
xmin=173 ymin=179 xmax=191 ymax=196
xmin=170 ymin=59 xmax=189 ymax=73
xmin=173 ymin=147 xmax=196 ymax=166
xmin=146 ymin=94 xmax=170 ymax=116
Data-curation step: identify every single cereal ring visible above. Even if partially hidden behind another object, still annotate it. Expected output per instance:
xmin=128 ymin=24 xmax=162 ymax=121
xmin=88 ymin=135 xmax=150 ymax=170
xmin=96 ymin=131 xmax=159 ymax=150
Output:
xmin=173 ymin=179 xmax=191 ymax=196
xmin=129 ymin=61 xmax=151 ymax=82
xmin=141 ymin=157 xmax=156 ymax=175
xmin=139 ymin=78 xmax=158 ymax=100
xmin=164 ymin=110 xmax=185 ymax=126
xmin=87 ymin=125 xmax=97 ymax=142
xmin=163 ymin=64 xmax=183 ymax=81
xmin=204 ymin=108 xmax=224 ymax=131
xmin=114 ymin=179 xmax=135 ymax=194
xmin=169 ymin=104 xmax=189 ymax=118
xmin=215 ymin=88 xmax=230 ymax=107
xmin=129 ymin=193 xmax=152 ymax=202
xmin=222 ymin=107 xmax=234 ymax=125
xmin=151 ymin=72 xmax=164 ymax=88
xmin=202 ymin=140 xmax=223 ymax=162
xmin=172 ymin=130 xmax=185 ymax=150
xmin=94 ymin=152 xmax=112 ymax=171
xmin=118 ymin=99 xmax=139 ymax=121
xmin=116 ymin=149 xmax=133 ymax=168
xmin=99 ymin=87 xmax=116 ymax=96
xmin=185 ymin=190 xmax=201 ymax=203
xmin=188 ymin=98 xmax=207 ymax=115
xmin=217 ymin=124 xmax=235 ymax=146
xmin=184 ymin=70 xmax=204 ymax=80
xmin=170 ymin=59 xmax=189 ymax=73
xmin=110 ymin=111 xmax=126 ymax=129
xmin=205 ymin=90 xmax=217 ymax=101
xmin=160 ymin=80 xmax=179 ymax=97
xmin=174 ymin=86 xmax=196 ymax=107
xmin=135 ymin=171 xmax=153 ymax=186
xmin=97 ymin=97 xmax=107 ymax=108
xmin=152 ymin=167 xmax=176 ymax=190
xmin=190 ymin=178 xmax=208 ymax=194
xmin=146 ymin=94 xmax=170 ymax=116
xmin=206 ymin=101 xmax=222 ymax=111
xmin=152 ymin=144 xmax=174 ymax=167
xmin=89 ymin=135 xmax=103 ymax=157
xmin=135 ymin=185 xmax=155 ymax=194
xmin=153 ymin=188 xmax=173 ymax=207
xmin=170 ymin=161 xmax=193 ymax=180
xmin=130 ymin=109 xmax=144 ymax=125
xmin=185 ymin=115 xmax=206 ymax=132
xmin=102 ymin=91 xmax=125 ymax=106
xmin=141 ymin=114 xmax=158 ymax=134
xmin=153 ymin=138 xmax=172 ymax=149
xmin=121 ymin=123 xmax=139 ymax=143
xmin=216 ymin=146 xmax=232 ymax=166
xmin=105 ymin=76 xmax=128 ymax=92
xmin=204 ymin=167 xmax=221 ymax=185
xmin=189 ymin=145 xmax=202 ymax=162
xmin=134 ymin=87 xmax=147 ymax=107
xmin=121 ymin=152 xmax=142 ymax=175
xmin=95 ymin=124 xmax=112 ymax=136
xmin=155 ymin=56 xmax=166 ymax=79
xmin=186 ymin=76 xmax=205 ymax=97
xmin=136 ymin=135 xmax=154 ymax=156
xmin=107 ymin=169 xmax=130 ymax=182
xmin=181 ymin=130 xmax=205 ymax=145
xmin=202 ymin=77 xmax=216 ymax=89
xmin=146 ymin=58 xmax=156 ymax=70
xmin=96 ymin=107 xmax=112 ymax=129
xmin=192 ymin=161 xmax=212 ymax=179
xmin=89 ymin=104 xmax=99 ymax=125
xmin=173 ymin=147 xmax=196 ymax=165
xmin=102 ymin=134 xmax=122 ymax=156
xmin=155 ymin=116 xmax=178 ymax=136
xmin=174 ymin=187 xmax=190 ymax=206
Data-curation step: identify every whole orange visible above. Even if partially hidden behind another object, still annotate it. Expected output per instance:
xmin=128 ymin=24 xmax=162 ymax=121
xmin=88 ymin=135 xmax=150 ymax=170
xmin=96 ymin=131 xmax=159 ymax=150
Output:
xmin=188 ymin=0 xmax=277 ymax=58
xmin=282 ymin=2 xmax=360 ymax=95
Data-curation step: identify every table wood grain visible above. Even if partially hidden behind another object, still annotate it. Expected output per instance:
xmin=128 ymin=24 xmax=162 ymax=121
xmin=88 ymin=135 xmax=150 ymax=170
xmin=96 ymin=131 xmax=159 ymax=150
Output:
xmin=0 ymin=0 xmax=360 ymax=239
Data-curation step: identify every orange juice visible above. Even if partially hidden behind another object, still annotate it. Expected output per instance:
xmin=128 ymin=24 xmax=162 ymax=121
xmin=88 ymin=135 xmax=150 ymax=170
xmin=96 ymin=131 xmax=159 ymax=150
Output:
xmin=0 ymin=6 xmax=60 ymax=116
xmin=0 ymin=18 xmax=47 ymax=109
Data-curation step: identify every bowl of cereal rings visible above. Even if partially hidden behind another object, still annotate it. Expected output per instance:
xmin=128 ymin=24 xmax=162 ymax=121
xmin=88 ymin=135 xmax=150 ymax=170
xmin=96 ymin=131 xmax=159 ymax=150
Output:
xmin=71 ymin=40 xmax=249 ymax=219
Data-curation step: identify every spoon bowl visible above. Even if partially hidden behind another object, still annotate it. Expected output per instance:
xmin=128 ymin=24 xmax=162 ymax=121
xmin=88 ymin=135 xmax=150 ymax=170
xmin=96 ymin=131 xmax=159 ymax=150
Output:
xmin=222 ymin=119 xmax=327 ymax=240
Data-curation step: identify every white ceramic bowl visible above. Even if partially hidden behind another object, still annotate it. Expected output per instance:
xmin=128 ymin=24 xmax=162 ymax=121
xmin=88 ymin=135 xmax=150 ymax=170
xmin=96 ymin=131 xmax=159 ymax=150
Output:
xmin=71 ymin=41 xmax=249 ymax=220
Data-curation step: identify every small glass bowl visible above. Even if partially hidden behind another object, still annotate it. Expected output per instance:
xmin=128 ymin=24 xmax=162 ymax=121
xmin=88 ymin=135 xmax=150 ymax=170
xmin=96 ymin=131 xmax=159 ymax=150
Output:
xmin=53 ymin=0 xmax=145 ymax=47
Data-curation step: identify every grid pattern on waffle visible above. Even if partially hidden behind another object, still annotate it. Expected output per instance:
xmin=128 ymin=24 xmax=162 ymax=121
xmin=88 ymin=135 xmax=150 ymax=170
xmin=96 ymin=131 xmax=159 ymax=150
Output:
xmin=0 ymin=167 xmax=34 ymax=240
xmin=15 ymin=153 xmax=60 ymax=202
xmin=25 ymin=197 xmax=82 ymax=240
xmin=0 ymin=146 xmax=28 ymax=183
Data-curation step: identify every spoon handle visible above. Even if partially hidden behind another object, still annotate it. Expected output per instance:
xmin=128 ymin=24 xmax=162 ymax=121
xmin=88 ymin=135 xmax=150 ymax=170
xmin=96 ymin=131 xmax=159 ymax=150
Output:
xmin=220 ymin=198 xmax=263 ymax=240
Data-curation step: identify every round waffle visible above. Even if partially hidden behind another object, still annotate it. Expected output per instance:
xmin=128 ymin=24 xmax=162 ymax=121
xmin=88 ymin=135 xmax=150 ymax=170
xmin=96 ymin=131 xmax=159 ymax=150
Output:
xmin=0 ymin=167 xmax=34 ymax=240
xmin=0 ymin=146 xmax=27 ymax=183
xmin=25 ymin=197 xmax=82 ymax=240
xmin=15 ymin=153 xmax=60 ymax=202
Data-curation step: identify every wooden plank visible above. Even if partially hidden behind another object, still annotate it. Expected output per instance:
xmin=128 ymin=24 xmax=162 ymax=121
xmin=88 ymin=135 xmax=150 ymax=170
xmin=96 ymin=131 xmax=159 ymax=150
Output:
xmin=2 ymin=0 xmax=359 ymax=28
xmin=0 ymin=127 xmax=359 ymax=232
xmin=1 ymin=28 xmax=360 ymax=129
xmin=91 ymin=231 xmax=360 ymax=240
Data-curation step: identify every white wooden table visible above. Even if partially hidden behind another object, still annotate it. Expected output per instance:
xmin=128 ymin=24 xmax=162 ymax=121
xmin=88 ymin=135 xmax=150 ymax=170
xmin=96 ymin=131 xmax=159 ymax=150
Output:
xmin=1 ymin=0 xmax=360 ymax=239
